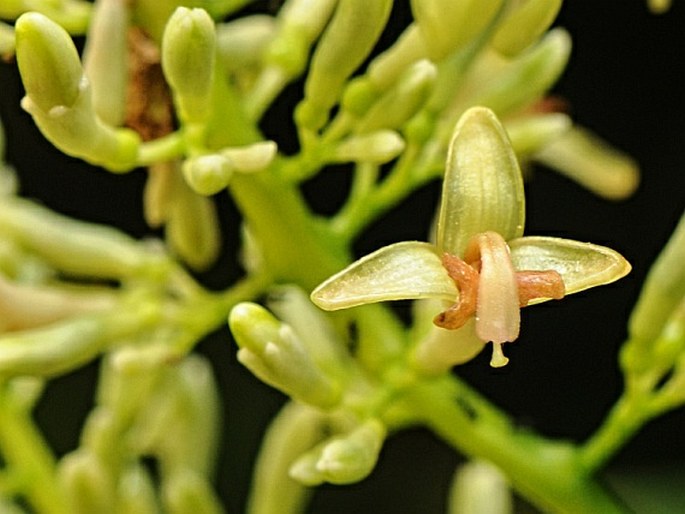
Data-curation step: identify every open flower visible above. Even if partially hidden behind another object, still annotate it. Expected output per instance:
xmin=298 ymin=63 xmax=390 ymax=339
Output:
xmin=311 ymin=107 xmax=630 ymax=367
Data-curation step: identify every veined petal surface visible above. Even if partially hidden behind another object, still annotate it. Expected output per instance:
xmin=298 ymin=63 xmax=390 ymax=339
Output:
xmin=311 ymin=242 xmax=457 ymax=310
xmin=509 ymin=236 xmax=631 ymax=297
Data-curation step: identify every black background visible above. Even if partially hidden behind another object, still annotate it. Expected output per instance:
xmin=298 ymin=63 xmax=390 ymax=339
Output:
xmin=2 ymin=1 xmax=685 ymax=512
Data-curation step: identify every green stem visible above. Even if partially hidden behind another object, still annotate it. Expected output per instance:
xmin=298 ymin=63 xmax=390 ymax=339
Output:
xmin=403 ymin=376 xmax=628 ymax=514
xmin=579 ymin=393 xmax=651 ymax=473
xmin=229 ymin=172 xmax=348 ymax=290
xmin=137 ymin=132 xmax=186 ymax=166
xmin=0 ymin=386 xmax=70 ymax=514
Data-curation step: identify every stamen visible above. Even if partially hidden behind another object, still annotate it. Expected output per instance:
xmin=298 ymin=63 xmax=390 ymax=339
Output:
xmin=433 ymin=253 xmax=479 ymax=330
xmin=517 ymin=270 xmax=565 ymax=306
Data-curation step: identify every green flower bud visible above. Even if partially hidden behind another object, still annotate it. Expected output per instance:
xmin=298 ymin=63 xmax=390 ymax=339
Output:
xmin=357 ymin=60 xmax=437 ymax=134
xmin=0 ymin=306 xmax=156 ymax=378
xmin=411 ymin=0 xmax=503 ymax=61
xmin=166 ymin=175 xmax=221 ymax=270
xmin=161 ymin=470 xmax=223 ymax=514
xmin=451 ymin=28 xmax=571 ymax=119
xmin=491 ymin=0 xmax=562 ymax=57
xmin=82 ymin=0 xmax=130 ymax=126
xmin=58 ymin=451 xmax=115 ymax=514
xmin=629 ymin=212 xmax=685 ymax=345
xmin=247 ymin=402 xmax=328 ymax=514
xmin=0 ymin=22 xmax=14 ymax=58
xmin=216 ymin=15 xmax=276 ymax=71
xmin=648 ymin=0 xmax=672 ymax=14
xmin=297 ymin=0 xmax=393 ymax=132
xmin=448 ymin=460 xmax=512 ymax=514
xmin=504 ymin=113 xmax=571 ymax=158
xmin=16 ymin=13 xmax=140 ymax=171
xmin=290 ymin=419 xmax=386 ymax=485
xmin=117 ymin=464 xmax=160 ymax=514
xmin=182 ymin=154 xmax=234 ymax=196
xmin=162 ymin=7 xmax=217 ymax=124
xmin=15 ymin=12 xmax=83 ymax=113
xmin=332 ymin=131 xmax=405 ymax=165
xmin=534 ymin=126 xmax=639 ymax=200
xmin=229 ymin=302 xmax=343 ymax=409
xmin=0 ymin=197 xmax=170 ymax=280
xmin=368 ymin=24 xmax=428 ymax=92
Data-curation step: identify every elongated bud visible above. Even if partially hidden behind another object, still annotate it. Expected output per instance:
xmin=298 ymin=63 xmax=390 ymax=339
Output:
xmin=166 ymin=174 xmax=221 ymax=270
xmin=332 ymin=131 xmax=405 ymax=165
xmin=117 ymin=464 xmax=160 ymax=514
xmin=162 ymin=7 xmax=216 ymax=124
xmin=629 ymin=212 xmax=685 ymax=345
xmin=82 ymin=0 xmax=130 ymax=126
xmin=448 ymin=460 xmax=512 ymax=514
xmin=534 ymin=126 xmax=639 ymax=200
xmin=0 ymin=197 xmax=170 ymax=280
xmin=505 ymin=113 xmax=571 ymax=157
xmin=162 ymin=470 xmax=223 ymax=514
xmin=411 ymin=0 xmax=503 ymax=61
xmin=16 ymin=13 xmax=140 ymax=172
xmin=491 ymin=0 xmax=562 ymax=57
xmin=58 ymin=452 xmax=115 ymax=514
xmin=368 ymin=24 xmax=428 ymax=92
xmin=248 ymin=402 xmax=328 ymax=514
xmin=216 ymin=15 xmax=276 ymax=71
xmin=0 ymin=22 xmax=14 ymax=58
xmin=0 ymin=306 xmax=155 ymax=378
xmin=296 ymin=0 xmax=393 ymax=132
xmin=182 ymin=154 xmax=234 ymax=196
xmin=229 ymin=302 xmax=343 ymax=409
xmin=357 ymin=60 xmax=437 ymax=133
xmin=455 ymin=28 xmax=571 ymax=118
xmin=0 ymin=275 xmax=116 ymax=332
xmin=15 ymin=12 xmax=82 ymax=113
xmin=290 ymin=419 xmax=386 ymax=485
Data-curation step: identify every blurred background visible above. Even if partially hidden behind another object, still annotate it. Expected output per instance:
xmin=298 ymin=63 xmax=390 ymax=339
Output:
xmin=2 ymin=1 xmax=685 ymax=512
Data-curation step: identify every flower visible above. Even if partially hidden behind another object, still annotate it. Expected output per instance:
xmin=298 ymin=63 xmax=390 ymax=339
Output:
xmin=311 ymin=107 xmax=631 ymax=367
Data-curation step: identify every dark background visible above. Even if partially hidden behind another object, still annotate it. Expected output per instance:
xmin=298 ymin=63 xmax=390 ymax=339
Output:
xmin=2 ymin=1 xmax=685 ymax=512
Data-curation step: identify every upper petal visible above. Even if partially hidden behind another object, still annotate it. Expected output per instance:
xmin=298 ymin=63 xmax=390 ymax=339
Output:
xmin=311 ymin=242 xmax=457 ymax=310
xmin=437 ymin=107 xmax=525 ymax=257
xmin=508 ymin=236 xmax=631 ymax=299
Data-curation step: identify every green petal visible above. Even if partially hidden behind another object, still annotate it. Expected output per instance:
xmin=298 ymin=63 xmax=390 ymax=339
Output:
xmin=437 ymin=107 xmax=525 ymax=257
xmin=509 ymin=236 xmax=631 ymax=297
xmin=311 ymin=242 xmax=457 ymax=311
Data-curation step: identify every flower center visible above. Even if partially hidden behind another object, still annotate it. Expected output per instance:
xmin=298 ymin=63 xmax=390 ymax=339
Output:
xmin=433 ymin=232 xmax=565 ymax=366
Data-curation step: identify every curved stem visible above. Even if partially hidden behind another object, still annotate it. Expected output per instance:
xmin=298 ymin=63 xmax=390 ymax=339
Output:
xmin=401 ymin=376 xmax=629 ymax=514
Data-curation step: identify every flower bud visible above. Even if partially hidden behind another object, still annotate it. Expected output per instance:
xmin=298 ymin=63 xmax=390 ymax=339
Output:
xmin=296 ymin=0 xmax=393 ymax=132
xmin=117 ymin=464 xmax=160 ymax=514
xmin=15 ymin=12 xmax=82 ymax=113
xmin=0 ymin=197 xmax=170 ymax=280
xmin=161 ymin=470 xmax=223 ymax=514
xmin=491 ymin=0 xmax=562 ymax=57
xmin=290 ymin=419 xmax=386 ymax=485
xmin=59 ymin=451 xmax=116 ymax=514
xmin=216 ymin=15 xmax=276 ymax=71
xmin=82 ymin=0 xmax=130 ymax=126
xmin=182 ymin=154 xmax=234 ymax=196
xmin=505 ymin=113 xmax=571 ymax=157
xmin=534 ymin=126 xmax=639 ymax=200
xmin=0 ymin=22 xmax=14 ymax=58
xmin=357 ymin=60 xmax=437 ymax=133
xmin=629 ymin=212 xmax=685 ymax=346
xmin=453 ymin=28 xmax=571 ymax=119
xmin=448 ymin=460 xmax=512 ymax=514
xmin=332 ymin=131 xmax=405 ymax=165
xmin=229 ymin=302 xmax=343 ymax=409
xmin=368 ymin=24 xmax=428 ymax=92
xmin=166 ymin=176 xmax=221 ymax=270
xmin=411 ymin=0 xmax=503 ymax=61
xmin=162 ymin=7 xmax=217 ymax=124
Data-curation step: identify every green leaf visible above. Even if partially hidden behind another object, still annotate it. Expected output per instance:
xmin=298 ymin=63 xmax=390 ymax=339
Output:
xmin=437 ymin=107 xmax=525 ymax=256
xmin=509 ymin=236 xmax=632 ymax=298
xmin=311 ymin=241 xmax=457 ymax=310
